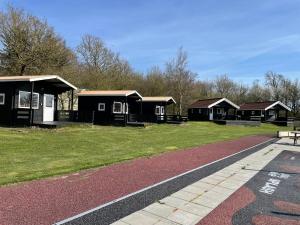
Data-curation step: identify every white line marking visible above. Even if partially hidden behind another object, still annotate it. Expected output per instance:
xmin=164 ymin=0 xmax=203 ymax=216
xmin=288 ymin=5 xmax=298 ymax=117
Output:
xmin=54 ymin=138 xmax=276 ymax=225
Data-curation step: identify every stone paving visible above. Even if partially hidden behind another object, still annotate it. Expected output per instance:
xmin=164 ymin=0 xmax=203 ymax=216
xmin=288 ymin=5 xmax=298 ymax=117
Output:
xmin=112 ymin=138 xmax=300 ymax=225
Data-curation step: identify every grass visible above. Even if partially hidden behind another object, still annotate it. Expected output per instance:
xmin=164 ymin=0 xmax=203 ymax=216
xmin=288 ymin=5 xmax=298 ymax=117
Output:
xmin=0 ymin=122 xmax=288 ymax=186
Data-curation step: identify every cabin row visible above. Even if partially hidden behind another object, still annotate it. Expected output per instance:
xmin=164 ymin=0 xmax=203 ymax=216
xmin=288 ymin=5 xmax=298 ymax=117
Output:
xmin=188 ymin=97 xmax=291 ymax=123
xmin=77 ymin=90 xmax=177 ymax=126
xmin=0 ymin=75 xmax=292 ymax=127
xmin=0 ymin=75 xmax=177 ymax=127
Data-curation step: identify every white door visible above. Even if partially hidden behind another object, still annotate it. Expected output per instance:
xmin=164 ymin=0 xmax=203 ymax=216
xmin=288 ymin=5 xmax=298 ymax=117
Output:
xmin=43 ymin=94 xmax=55 ymax=121
xmin=209 ymin=108 xmax=213 ymax=120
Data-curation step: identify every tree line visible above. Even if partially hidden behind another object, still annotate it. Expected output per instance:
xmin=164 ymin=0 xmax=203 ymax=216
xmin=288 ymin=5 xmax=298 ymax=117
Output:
xmin=0 ymin=6 xmax=299 ymax=116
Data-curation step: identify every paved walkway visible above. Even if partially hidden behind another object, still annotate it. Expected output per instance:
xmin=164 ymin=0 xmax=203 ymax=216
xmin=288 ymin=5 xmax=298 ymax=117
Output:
xmin=0 ymin=136 xmax=270 ymax=225
xmin=112 ymin=138 xmax=300 ymax=225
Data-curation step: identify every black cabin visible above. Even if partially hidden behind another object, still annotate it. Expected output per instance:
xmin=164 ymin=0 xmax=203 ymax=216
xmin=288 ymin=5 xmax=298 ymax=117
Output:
xmin=77 ymin=90 xmax=143 ymax=125
xmin=138 ymin=96 xmax=176 ymax=123
xmin=238 ymin=101 xmax=291 ymax=122
xmin=188 ymin=98 xmax=240 ymax=121
xmin=0 ymin=75 xmax=77 ymax=126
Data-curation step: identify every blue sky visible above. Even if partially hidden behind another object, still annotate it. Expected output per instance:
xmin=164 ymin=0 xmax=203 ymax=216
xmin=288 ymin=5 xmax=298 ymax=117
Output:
xmin=1 ymin=0 xmax=300 ymax=83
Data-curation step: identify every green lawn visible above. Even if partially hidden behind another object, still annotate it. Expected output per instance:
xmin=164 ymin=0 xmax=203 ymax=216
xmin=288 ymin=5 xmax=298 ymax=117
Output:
xmin=0 ymin=122 xmax=288 ymax=186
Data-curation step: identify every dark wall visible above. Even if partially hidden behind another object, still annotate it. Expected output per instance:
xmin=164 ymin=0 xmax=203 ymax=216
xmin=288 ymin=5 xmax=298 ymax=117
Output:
xmin=0 ymin=81 xmax=60 ymax=126
xmin=238 ymin=108 xmax=288 ymax=121
xmin=78 ymin=96 xmax=141 ymax=125
xmin=139 ymin=102 xmax=168 ymax=122
xmin=0 ymin=83 xmax=14 ymax=125
xmin=188 ymin=108 xmax=209 ymax=121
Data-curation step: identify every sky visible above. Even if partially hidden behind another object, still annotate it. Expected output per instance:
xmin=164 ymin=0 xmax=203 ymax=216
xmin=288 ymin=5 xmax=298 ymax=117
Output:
xmin=1 ymin=0 xmax=300 ymax=83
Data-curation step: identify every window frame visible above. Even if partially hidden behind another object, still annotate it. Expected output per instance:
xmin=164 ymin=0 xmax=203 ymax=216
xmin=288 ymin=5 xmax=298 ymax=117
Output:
xmin=161 ymin=106 xmax=165 ymax=115
xmin=217 ymin=108 xmax=224 ymax=114
xmin=0 ymin=93 xmax=5 ymax=105
xmin=123 ymin=103 xmax=128 ymax=114
xmin=268 ymin=110 xmax=275 ymax=116
xmin=44 ymin=94 xmax=54 ymax=108
xmin=113 ymin=101 xmax=123 ymax=114
xmin=98 ymin=103 xmax=106 ymax=111
xmin=251 ymin=110 xmax=255 ymax=115
xmin=155 ymin=105 xmax=161 ymax=115
xmin=18 ymin=91 xmax=39 ymax=109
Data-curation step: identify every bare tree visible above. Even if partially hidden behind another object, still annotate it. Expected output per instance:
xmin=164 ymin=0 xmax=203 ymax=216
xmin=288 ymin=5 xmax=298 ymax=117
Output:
xmin=247 ymin=80 xmax=271 ymax=102
xmin=289 ymin=79 xmax=300 ymax=116
xmin=165 ymin=47 xmax=196 ymax=114
xmin=265 ymin=71 xmax=284 ymax=101
xmin=214 ymin=74 xmax=236 ymax=98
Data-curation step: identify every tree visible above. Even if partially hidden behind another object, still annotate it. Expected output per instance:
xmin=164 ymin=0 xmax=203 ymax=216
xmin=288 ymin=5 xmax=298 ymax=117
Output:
xmin=141 ymin=66 xmax=167 ymax=96
xmin=265 ymin=71 xmax=284 ymax=101
xmin=77 ymin=34 xmax=117 ymax=73
xmin=76 ymin=34 xmax=140 ymax=90
xmin=289 ymin=79 xmax=300 ymax=116
xmin=247 ymin=80 xmax=271 ymax=102
xmin=214 ymin=74 xmax=236 ymax=98
xmin=165 ymin=47 xmax=196 ymax=114
xmin=0 ymin=6 xmax=73 ymax=75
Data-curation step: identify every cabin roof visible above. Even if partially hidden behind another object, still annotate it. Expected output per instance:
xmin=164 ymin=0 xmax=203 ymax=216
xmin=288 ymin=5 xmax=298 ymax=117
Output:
xmin=140 ymin=96 xmax=176 ymax=104
xmin=0 ymin=75 xmax=77 ymax=90
xmin=188 ymin=97 xmax=239 ymax=109
xmin=240 ymin=101 xmax=291 ymax=111
xmin=78 ymin=90 xmax=142 ymax=99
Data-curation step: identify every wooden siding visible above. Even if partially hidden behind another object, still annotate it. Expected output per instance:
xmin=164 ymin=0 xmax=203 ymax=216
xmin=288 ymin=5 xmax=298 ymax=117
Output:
xmin=0 ymin=81 xmax=62 ymax=126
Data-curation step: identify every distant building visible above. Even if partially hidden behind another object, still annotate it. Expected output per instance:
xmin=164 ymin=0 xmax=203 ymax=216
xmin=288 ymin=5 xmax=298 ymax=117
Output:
xmin=238 ymin=101 xmax=291 ymax=122
xmin=138 ymin=96 xmax=176 ymax=123
xmin=188 ymin=98 xmax=239 ymax=121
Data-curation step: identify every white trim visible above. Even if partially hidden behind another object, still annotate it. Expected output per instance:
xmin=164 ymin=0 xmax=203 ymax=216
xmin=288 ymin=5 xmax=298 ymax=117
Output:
xmin=155 ymin=105 xmax=160 ymax=115
xmin=54 ymin=138 xmax=276 ymax=225
xmin=208 ymin=98 xmax=240 ymax=109
xmin=265 ymin=101 xmax=291 ymax=111
xmin=141 ymin=97 xmax=176 ymax=104
xmin=123 ymin=103 xmax=128 ymax=114
xmin=161 ymin=106 xmax=165 ymax=115
xmin=125 ymin=91 xmax=142 ymax=99
xmin=113 ymin=102 xmax=123 ymax=114
xmin=0 ymin=93 xmax=5 ymax=105
xmin=30 ymin=76 xmax=77 ymax=90
xmin=98 ymin=103 xmax=105 ymax=111
xmin=79 ymin=90 xmax=142 ymax=99
xmin=0 ymin=75 xmax=77 ymax=90
xmin=18 ymin=91 xmax=39 ymax=109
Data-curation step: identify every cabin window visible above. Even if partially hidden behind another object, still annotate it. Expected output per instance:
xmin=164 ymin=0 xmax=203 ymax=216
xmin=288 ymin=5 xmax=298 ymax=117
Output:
xmin=161 ymin=106 xmax=165 ymax=115
xmin=18 ymin=91 xmax=39 ymax=109
xmin=123 ymin=103 xmax=128 ymax=114
xmin=98 ymin=103 xmax=105 ymax=111
xmin=269 ymin=110 xmax=275 ymax=116
xmin=251 ymin=111 xmax=255 ymax=115
xmin=198 ymin=108 xmax=202 ymax=114
xmin=217 ymin=108 xmax=224 ymax=114
xmin=0 ymin=93 xmax=5 ymax=105
xmin=45 ymin=95 xmax=54 ymax=108
xmin=113 ymin=102 xmax=122 ymax=114
xmin=241 ymin=110 xmax=244 ymax=115
xmin=155 ymin=105 xmax=161 ymax=115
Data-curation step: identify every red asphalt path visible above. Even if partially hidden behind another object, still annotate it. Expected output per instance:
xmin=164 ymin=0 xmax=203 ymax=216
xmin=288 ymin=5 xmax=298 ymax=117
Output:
xmin=0 ymin=135 xmax=271 ymax=225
